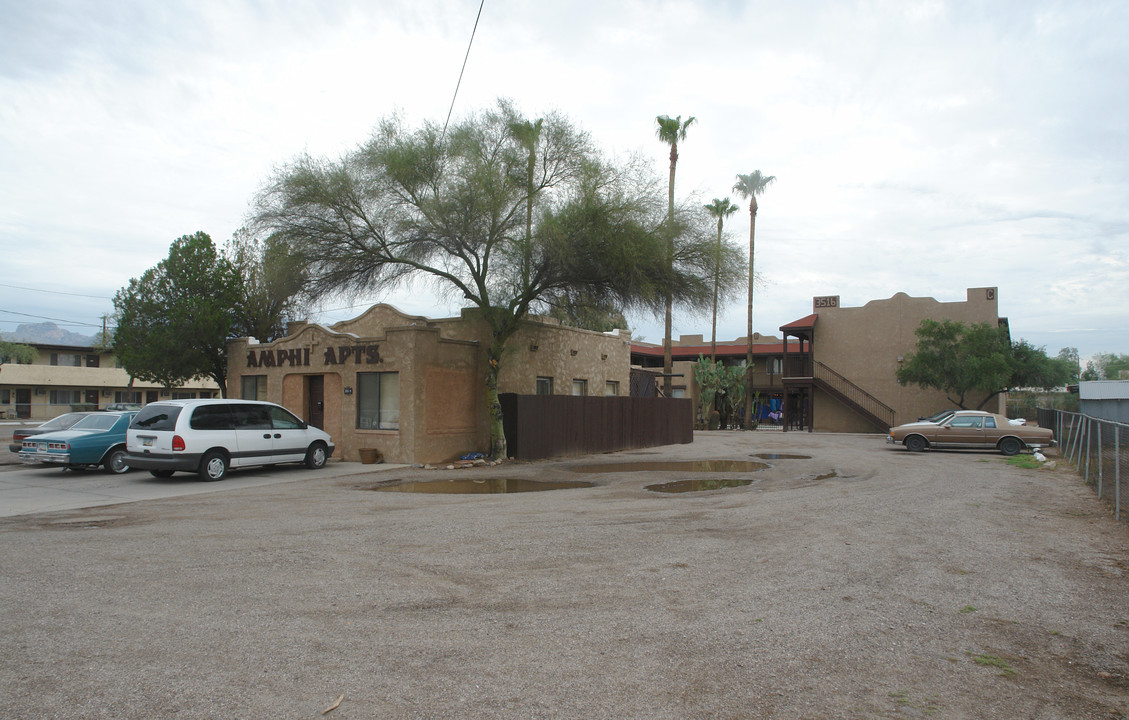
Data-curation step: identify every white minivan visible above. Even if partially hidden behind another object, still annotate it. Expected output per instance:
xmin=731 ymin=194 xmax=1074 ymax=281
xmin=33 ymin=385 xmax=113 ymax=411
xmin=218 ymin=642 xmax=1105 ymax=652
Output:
xmin=126 ymin=399 xmax=335 ymax=481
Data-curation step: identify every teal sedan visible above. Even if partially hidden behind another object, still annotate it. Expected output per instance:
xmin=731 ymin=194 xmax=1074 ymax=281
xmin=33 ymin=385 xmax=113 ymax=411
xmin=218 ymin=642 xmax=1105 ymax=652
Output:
xmin=18 ymin=411 xmax=137 ymax=473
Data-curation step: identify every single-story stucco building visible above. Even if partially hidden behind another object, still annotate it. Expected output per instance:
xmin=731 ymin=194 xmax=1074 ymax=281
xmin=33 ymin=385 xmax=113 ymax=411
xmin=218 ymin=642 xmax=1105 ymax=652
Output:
xmin=227 ymin=305 xmax=631 ymax=464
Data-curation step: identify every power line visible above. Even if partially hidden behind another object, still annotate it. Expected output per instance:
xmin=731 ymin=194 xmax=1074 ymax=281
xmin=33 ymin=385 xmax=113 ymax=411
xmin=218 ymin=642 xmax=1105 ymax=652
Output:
xmin=442 ymin=0 xmax=486 ymax=138
xmin=0 ymin=282 xmax=113 ymax=300
xmin=0 ymin=309 xmax=103 ymax=328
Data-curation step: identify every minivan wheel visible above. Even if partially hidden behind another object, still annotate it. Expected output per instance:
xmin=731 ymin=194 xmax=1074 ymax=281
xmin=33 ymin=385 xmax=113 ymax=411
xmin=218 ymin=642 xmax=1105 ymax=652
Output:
xmin=199 ymin=451 xmax=229 ymax=481
xmin=103 ymin=448 xmax=130 ymax=474
xmin=305 ymin=442 xmax=328 ymax=469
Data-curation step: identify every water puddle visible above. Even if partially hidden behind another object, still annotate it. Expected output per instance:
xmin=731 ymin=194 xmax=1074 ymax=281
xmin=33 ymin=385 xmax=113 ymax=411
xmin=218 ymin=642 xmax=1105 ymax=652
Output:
xmin=571 ymin=460 xmax=769 ymax=474
xmin=645 ymin=478 xmax=758 ymax=493
xmin=366 ymin=478 xmax=596 ymax=494
xmin=752 ymin=453 xmax=812 ymax=460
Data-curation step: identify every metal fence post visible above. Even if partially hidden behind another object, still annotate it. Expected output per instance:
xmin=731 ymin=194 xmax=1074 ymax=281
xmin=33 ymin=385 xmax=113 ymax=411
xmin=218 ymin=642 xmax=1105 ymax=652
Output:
xmin=1079 ymin=419 xmax=1088 ymax=487
xmin=1096 ymin=421 xmax=1103 ymax=500
xmin=1070 ymin=413 xmax=1083 ymax=467
xmin=1116 ymin=425 xmax=1121 ymax=521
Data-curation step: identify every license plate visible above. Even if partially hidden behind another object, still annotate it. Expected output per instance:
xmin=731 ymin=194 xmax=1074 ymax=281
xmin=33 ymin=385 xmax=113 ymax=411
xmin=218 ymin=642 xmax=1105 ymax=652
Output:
xmin=142 ymin=437 xmax=154 ymax=447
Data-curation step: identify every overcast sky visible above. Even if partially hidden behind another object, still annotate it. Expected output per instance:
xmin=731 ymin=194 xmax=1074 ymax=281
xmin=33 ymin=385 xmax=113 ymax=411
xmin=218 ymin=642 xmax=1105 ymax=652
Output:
xmin=2 ymin=0 xmax=1126 ymax=361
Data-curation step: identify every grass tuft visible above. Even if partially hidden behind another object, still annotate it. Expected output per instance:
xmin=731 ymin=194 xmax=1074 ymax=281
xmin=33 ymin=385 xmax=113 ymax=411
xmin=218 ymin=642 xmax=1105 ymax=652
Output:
xmin=970 ymin=652 xmax=1017 ymax=677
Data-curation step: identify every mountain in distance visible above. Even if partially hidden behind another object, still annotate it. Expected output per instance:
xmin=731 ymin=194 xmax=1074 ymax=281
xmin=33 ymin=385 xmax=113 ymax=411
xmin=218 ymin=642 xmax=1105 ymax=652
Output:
xmin=1 ymin=322 xmax=97 ymax=347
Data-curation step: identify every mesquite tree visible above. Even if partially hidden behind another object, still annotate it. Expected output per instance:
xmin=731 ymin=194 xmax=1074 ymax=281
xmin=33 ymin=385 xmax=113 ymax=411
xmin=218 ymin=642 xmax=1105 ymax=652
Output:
xmin=255 ymin=100 xmax=742 ymax=458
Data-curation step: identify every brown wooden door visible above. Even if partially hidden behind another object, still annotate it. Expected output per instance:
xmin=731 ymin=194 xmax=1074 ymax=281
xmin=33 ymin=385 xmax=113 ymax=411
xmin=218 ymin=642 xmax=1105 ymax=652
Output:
xmin=307 ymin=376 xmax=325 ymax=429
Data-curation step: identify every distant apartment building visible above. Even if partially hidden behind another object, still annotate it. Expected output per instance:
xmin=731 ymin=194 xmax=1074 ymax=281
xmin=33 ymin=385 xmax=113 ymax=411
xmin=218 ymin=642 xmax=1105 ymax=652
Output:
xmin=632 ymin=287 xmax=1008 ymax=433
xmin=0 ymin=344 xmax=219 ymax=421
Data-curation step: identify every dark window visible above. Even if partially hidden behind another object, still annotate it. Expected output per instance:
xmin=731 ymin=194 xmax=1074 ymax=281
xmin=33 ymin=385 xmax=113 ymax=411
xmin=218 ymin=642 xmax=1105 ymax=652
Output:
xmin=190 ymin=404 xmax=235 ymax=430
xmin=49 ymin=389 xmax=82 ymax=405
xmin=86 ymin=355 xmax=100 ymax=368
xmin=233 ymin=404 xmax=271 ymax=429
xmin=131 ymin=405 xmax=182 ymax=431
xmin=985 ymin=417 xmax=997 ymax=429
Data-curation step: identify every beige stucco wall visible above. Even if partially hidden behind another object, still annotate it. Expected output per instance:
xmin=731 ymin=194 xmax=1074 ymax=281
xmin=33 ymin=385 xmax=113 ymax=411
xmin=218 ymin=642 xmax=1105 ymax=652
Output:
xmin=227 ymin=304 xmax=631 ymax=464
xmin=809 ymin=287 xmax=1007 ymax=431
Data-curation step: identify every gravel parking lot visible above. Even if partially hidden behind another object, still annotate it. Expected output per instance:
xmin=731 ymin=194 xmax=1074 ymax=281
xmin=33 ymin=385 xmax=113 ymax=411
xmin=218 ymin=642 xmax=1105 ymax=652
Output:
xmin=2 ymin=431 xmax=1127 ymax=719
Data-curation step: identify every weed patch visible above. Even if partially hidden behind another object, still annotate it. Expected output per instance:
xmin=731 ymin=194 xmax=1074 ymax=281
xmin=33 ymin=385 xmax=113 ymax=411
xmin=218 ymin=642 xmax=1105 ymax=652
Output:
xmin=969 ymin=652 xmax=1017 ymax=677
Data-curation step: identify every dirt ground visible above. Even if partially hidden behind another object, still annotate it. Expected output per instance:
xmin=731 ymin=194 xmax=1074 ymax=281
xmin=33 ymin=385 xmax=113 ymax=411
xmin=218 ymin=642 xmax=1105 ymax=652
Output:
xmin=1 ymin=431 xmax=1127 ymax=719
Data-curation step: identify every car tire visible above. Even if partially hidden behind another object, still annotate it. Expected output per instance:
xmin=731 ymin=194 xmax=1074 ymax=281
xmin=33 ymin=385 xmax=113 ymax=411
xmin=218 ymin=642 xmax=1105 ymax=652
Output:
xmin=150 ymin=470 xmax=175 ymax=479
xmin=198 ymin=451 xmax=229 ymax=481
xmin=305 ymin=442 xmax=328 ymax=469
xmin=905 ymin=435 xmax=927 ymax=452
xmin=103 ymin=448 xmax=130 ymax=474
xmin=998 ymin=437 xmax=1023 ymax=456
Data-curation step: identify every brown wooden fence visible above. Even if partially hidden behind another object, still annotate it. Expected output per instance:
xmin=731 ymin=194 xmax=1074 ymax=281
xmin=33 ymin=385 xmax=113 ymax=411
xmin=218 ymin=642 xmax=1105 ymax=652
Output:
xmin=500 ymin=394 xmax=693 ymax=460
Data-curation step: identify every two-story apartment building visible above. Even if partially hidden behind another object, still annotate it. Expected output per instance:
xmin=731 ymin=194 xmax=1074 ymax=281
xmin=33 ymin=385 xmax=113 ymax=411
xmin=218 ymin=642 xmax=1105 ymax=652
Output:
xmin=0 ymin=344 xmax=219 ymax=421
xmin=632 ymin=287 xmax=1008 ymax=433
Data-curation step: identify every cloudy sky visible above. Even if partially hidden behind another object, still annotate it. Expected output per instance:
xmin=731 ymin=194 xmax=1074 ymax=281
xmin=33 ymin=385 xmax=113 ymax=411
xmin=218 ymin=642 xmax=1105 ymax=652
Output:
xmin=2 ymin=0 xmax=1126 ymax=361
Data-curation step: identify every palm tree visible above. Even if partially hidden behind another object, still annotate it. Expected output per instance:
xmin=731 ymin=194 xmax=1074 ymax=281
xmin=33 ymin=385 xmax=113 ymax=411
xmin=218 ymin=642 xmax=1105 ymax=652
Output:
xmin=732 ymin=170 xmax=776 ymax=429
xmin=704 ymin=197 xmax=739 ymax=361
xmin=508 ymin=116 xmax=543 ymax=286
xmin=655 ymin=114 xmax=696 ymax=395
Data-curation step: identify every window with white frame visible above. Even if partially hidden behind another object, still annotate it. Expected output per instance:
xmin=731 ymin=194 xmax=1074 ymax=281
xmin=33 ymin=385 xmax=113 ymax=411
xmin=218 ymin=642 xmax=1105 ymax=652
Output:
xmin=358 ymin=372 xmax=399 ymax=430
xmin=572 ymin=379 xmax=588 ymax=396
xmin=535 ymin=377 xmax=553 ymax=395
xmin=605 ymin=381 xmax=618 ymax=396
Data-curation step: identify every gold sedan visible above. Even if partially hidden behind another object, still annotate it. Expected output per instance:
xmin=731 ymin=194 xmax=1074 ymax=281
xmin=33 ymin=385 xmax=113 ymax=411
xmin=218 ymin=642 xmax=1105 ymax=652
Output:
xmin=887 ymin=411 xmax=1054 ymax=456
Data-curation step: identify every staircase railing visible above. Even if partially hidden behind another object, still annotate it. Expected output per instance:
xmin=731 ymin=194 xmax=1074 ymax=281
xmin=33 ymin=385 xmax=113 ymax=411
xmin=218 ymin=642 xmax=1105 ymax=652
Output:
xmin=812 ymin=361 xmax=896 ymax=429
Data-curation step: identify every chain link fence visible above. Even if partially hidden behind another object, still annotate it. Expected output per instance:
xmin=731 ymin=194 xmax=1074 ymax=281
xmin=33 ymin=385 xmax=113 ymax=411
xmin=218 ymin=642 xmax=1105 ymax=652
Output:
xmin=1037 ymin=408 xmax=1125 ymax=522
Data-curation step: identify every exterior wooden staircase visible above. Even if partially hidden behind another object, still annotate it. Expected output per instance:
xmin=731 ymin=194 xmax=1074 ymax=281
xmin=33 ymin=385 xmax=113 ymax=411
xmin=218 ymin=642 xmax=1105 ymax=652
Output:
xmin=784 ymin=360 xmax=896 ymax=431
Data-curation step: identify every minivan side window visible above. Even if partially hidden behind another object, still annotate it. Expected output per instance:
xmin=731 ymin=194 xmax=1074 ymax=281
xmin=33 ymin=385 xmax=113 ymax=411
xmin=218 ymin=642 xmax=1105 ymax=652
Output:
xmin=233 ymin=404 xmax=272 ymax=429
xmin=131 ymin=405 xmax=182 ymax=431
xmin=268 ymin=406 xmax=304 ymax=430
xmin=191 ymin=404 xmax=235 ymax=431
